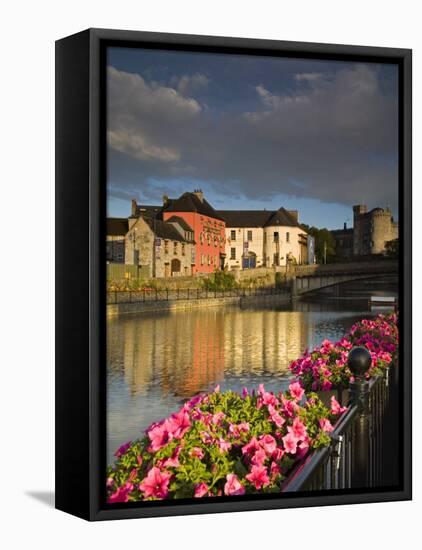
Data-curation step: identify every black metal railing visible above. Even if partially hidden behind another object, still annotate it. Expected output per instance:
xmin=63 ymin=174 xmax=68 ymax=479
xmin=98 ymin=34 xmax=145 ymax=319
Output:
xmin=282 ymin=347 xmax=399 ymax=492
xmin=106 ymin=286 xmax=290 ymax=305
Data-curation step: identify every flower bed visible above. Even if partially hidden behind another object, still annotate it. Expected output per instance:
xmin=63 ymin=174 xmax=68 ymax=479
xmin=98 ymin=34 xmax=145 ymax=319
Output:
xmin=289 ymin=312 xmax=398 ymax=393
xmin=107 ymin=384 xmax=346 ymax=502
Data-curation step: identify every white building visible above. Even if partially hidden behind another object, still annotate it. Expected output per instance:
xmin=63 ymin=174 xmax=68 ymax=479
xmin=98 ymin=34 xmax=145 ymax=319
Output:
xmin=218 ymin=208 xmax=309 ymax=270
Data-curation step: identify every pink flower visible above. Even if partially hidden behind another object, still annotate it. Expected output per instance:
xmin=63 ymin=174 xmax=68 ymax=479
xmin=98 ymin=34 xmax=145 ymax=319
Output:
xmin=214 ymin=384 xmax=220 ymax=393
xmin=108 ymin=482 xmax=133 ymax=503
xmin=190 ymin=447 xmax=204 ymax=459
xmin=288 ymin=417 xmax=307 ymax=440
xmin=148 ymin=422 xmax=172 ymax=452
xmin=139 ymin=467 xmax=172 ymax=499
xmin=114 ymin=441 xmax=131 ymax=457
xmin=330 ymin=396 xmax=347 ymax=415
xmin=242 ymin=437 xmax=260 ymax=456
xmin=162 ymin=445 xmax=181 ymax=468
xmin=217 ymin=438 xmax=232 ymax=453
xmin=212 ymin=411 xmax=226 ymax=425
xmin=194 ymin=482 xmax=209 ymax=498
xmin=258 ymin=384 xmax=279 ymax=407
xmin=251 ymin=448 xmax=267 ymax=466
xmin=319 ymin=418 xmax=334 ymax=432
xmin=224 ymin=474 xmax=245 ymax=496
xmin=296 ymin=438 xmax=309 ymax=460
xmin=289 ymin=382 xmax=305 ymax=401
xmin=281 ymin=395 xmax=298 ymax=418
xmin=242 ymin=387 xmax=249 ymax=398
xmin=246 ymin=465 xmax=270 ymax=489
xmin=259 ymin=434 xmax=277 ymax=455
xmin=268 ymin=404 xmax=285 ymax=428
xmin=270 ymin=461 xmax=281 ymax=480
xmin=321 ymin=379 xmax=333 ymax=391
xmin=272 ymin=447 xmax=285 ymax=461
xmin=167 ymin=409 xmax=191 ymax=439
xmin=282 ymin=431 xmax=299 ymax=454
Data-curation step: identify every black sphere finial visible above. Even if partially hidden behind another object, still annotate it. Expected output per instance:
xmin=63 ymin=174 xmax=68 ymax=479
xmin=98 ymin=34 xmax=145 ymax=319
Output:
xmin=347 ymin=346 xmax=372 ymax=379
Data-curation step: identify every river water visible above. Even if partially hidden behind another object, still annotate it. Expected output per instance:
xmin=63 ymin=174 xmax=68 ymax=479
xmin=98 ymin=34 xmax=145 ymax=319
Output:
xmin=106 ymin=284 xmax=397 ymax=464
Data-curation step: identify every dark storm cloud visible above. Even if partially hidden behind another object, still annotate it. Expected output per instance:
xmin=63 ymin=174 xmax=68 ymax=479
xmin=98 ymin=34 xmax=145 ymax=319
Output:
xmin=107 ymin=59 xmax=398 ymax=212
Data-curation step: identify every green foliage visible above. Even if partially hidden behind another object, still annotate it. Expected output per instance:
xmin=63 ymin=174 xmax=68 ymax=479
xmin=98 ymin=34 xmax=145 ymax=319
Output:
xmin=301 ymin=223 xmax=337 ymax=263
xmin=201 ymin=271 xmax=238 ymax=291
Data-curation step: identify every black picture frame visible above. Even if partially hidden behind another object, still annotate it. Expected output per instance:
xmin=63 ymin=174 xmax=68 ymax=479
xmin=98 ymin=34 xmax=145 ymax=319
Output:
xmin=55 ymin=28 xmax=412 ymax=521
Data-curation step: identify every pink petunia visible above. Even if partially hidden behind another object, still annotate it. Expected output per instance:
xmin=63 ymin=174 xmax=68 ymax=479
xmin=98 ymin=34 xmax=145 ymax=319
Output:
xmin=162 ymin=445 xmax=181 ymax=468
xmin=289 ymin=382 xmax=305 ymax=401
xmin=319 ymin=418 xmax=334 ymax=432
xmin=224 ymin=474 xmax=245 ymax=496
xmin=139 ymin=467 xmax=172 ymax=499
xmin=267 ymin=404 xmax=285 ymax=428
xmin=108 ymin=482 xmax=133 ymax=503
xmin=148 ymin=422 xmax=172 ymax=452
xmin=194 ymin=482 xmax=209 ymax=498
xmin=330 ymin=396 xmax=347 ymax=415
xmin=251 ymin=448 xmax=267 ymax=466
xmin=167 ymin=409 xmax=191 ymax=439
xmin=242 ymin=436 xmax=260 ymax=456
xmin=288 ymin=417 xmax=307 ymax=440
xmin=246 ymin=465 xmax=270 ymax=489
xmin=114 ymin=441 xmax=132 ymax=457
xmin=217 ymin=438 xmax=232 ymax=453
xmin=282 ymin=431 xmax=299 ymax=455
xmin=190 ymin=447 xmax=205 ymax=459
xmin=259 ymin=434 xmax=277 ymax=455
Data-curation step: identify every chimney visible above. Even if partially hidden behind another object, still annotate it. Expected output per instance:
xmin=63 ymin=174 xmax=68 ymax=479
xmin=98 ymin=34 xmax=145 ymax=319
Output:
xmin=162 ymin=194 xmax=169 ymax=207
xmin=131 ymin=199 xmax=138 ymax=217
xmin=344 ymin=222 xmax=347 ymax=230
xmin=193 ymin=189 xmax=204 ymax=202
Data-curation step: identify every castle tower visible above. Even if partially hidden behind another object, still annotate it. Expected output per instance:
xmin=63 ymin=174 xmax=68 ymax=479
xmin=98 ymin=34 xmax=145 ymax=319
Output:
xmin=352 ymin=205 xmax=367 ymax=255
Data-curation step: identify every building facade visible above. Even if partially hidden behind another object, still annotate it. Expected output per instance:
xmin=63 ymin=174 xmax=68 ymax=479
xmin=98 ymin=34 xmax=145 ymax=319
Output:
xmin=134 ymin=191 xmax=226 ymax=275
xmin=125 ymin=215 xmax=195 ymax=278
xmin=106 ymin=218 xmax=128 ymax=263
xmin=218 ymin=208 xmax=309 ymax=270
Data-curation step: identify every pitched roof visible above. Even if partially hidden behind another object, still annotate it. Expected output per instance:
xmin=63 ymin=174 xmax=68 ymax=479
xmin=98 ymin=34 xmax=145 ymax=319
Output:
xmin=218 ymin=208 xmax=300 ymax=228
xmin=144 ymin=218 xmax=194 ymax=243
xmin=164 ymin=192 xmax=225 ymax=222
xmin=135 ymin=205 xmax=162 ymax=219
xmin=107 ymin=218 xmax=128 ymax=236
xmin=166 ymin=215 xmax=194 ymax=232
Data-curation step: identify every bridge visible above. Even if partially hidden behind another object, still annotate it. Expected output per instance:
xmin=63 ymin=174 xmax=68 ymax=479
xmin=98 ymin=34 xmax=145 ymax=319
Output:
xmin=287 ymin=259 xmax=399 ymax=296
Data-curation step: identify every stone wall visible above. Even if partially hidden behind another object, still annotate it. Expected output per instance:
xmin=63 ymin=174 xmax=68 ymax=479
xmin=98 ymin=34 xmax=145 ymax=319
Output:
xmin=107 ymin=291 xmax=291 ymax=317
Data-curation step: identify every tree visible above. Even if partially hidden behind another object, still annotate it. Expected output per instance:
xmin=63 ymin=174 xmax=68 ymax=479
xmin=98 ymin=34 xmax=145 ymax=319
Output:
xmin=300 ymin=224 xmax=337 ymax=264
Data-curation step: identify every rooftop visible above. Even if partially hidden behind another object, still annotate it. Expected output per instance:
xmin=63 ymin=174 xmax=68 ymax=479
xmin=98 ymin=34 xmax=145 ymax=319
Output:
xmin=107 ymin=218 xmax=129 ymax=236
xmin=217 ymin=208 xmax=301 ymax=228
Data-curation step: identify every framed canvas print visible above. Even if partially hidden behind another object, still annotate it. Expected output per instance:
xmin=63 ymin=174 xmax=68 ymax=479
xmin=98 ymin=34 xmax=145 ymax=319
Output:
xmin=55 ymin=28 xmax=412 ymax=521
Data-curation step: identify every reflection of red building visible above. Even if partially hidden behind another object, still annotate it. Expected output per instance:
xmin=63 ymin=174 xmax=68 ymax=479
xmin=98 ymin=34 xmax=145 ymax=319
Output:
xmin=162 ymin=190 xmax=226 ymax=274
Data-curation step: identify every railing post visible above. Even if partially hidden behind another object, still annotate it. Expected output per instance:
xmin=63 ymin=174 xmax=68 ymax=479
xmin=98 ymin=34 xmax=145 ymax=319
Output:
xmin=348 ymin=346 xmax=371 ymax=488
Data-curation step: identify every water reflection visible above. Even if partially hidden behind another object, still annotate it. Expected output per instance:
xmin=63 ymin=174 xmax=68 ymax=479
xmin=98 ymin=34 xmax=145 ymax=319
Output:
xmin=107 ymin=297 xmax=389 ymax=463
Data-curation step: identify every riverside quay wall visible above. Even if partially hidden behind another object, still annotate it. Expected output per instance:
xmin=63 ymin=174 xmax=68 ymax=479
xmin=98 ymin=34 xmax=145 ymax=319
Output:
xmin=106 ymin=288 xmax=291 ymax=317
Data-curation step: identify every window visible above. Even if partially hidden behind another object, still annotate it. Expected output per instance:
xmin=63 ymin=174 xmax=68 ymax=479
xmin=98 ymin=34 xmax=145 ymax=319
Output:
xmin=230 ymin=247 xmax=236 ymax=260
xmin=273 ymin=253 xmax=279 ymax=266
xmin=286 ymin=232 xmax=290 ymax=243
xmin=182 ymin=243 xmax=185 ymax=256
xmin=231 ymin=230 xmax=236 ymax=241
xmin=164 ymin=240 xmax=169 ymax=254
xmin=247 ymin=230 xmax=253 ymax=241
xmin=174 ymin=242 xmax=178 ymax=255
xmin=273 ymin=232 xmax=279 ymax=243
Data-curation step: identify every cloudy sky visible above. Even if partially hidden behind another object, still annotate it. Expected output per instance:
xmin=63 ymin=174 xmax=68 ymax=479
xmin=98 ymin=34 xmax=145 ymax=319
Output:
xmin=107 ymin=47 xmax=399 ymax=229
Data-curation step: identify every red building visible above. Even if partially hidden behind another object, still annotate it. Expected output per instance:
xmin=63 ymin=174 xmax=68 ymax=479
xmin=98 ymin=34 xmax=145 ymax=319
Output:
xmin=161 ymin=190 xmax=226 ymax=274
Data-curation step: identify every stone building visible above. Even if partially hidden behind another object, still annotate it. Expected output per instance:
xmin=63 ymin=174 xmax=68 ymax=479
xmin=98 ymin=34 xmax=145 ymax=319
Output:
xmin=331 ymin=223 xmax=354 ymax=260
xmin=125 ymin=215 xmax=195 ymax=278
xmin=133 ymin=190 xmax=226 ymax=275
xmin=218 ymin=208 xmax=309 ymax=270
xmin=332 ymin=205 xmax=399 ymax=258
xmin=106 ymin=218 xmax=128 ymax=263
xmin=352 ymin=205 xmax=398 ymax=256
